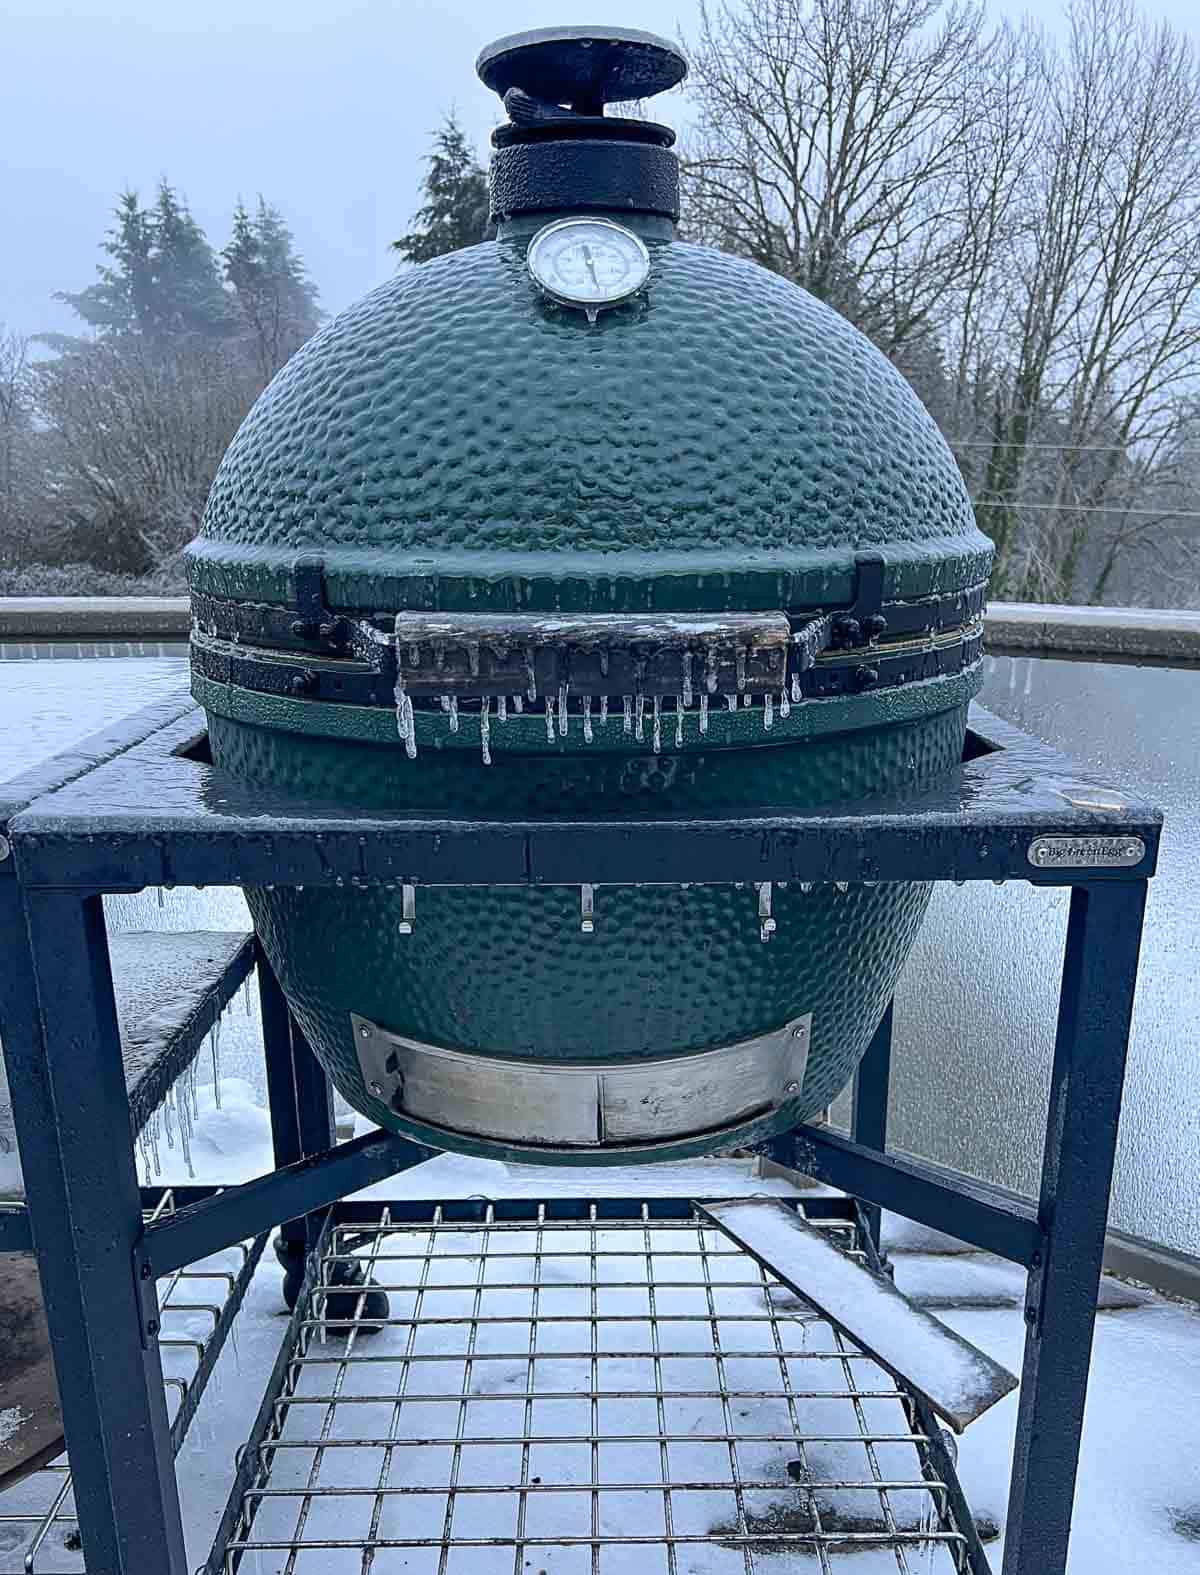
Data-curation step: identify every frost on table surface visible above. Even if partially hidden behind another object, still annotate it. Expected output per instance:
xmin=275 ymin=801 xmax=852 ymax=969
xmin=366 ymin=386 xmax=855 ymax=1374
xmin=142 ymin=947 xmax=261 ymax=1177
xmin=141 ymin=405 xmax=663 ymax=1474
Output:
xmin=700 ymin=1198 xmax=1019 ymax=1432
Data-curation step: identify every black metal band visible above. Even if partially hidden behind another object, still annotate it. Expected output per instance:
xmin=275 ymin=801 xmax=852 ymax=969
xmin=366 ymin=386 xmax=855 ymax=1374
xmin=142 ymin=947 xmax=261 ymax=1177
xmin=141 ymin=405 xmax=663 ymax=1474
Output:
xmin=190 ymin=625 xmax=982 ymax=712
xmin=190 ymin=582 xmax=987 ymax=664
xmin=489 ymin=139 xmax=680 ymax=221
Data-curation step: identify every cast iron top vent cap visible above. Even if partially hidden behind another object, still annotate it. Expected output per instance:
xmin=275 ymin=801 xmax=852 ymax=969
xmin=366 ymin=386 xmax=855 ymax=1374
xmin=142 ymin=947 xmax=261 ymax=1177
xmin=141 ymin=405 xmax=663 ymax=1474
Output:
xmin=478 ymin=27 xmax=689 ymax=220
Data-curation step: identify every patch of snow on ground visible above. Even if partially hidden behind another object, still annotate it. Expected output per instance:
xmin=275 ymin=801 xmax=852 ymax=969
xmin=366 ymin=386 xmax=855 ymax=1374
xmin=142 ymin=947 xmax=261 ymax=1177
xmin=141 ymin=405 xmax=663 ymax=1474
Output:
xmin=0 ymin=1407 xmax=29 ymax=1449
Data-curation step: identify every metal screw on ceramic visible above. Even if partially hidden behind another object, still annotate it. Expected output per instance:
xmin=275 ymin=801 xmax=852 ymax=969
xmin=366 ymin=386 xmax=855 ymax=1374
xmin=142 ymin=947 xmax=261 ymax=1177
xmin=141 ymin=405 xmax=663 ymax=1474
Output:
xmin=369 ymin=1081 xmax=384 ymax=1096
xmin=359 ymin=1025 xmax=372 ymax=1040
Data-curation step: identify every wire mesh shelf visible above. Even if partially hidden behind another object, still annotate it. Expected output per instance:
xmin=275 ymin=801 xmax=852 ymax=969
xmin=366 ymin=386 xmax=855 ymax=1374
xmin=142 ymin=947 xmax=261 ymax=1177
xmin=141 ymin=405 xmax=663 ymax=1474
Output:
xmin=0 ymin=1189 xmax=266 ymax=1574
xmin=212 ymin=1200 xmax=981 ymax=1574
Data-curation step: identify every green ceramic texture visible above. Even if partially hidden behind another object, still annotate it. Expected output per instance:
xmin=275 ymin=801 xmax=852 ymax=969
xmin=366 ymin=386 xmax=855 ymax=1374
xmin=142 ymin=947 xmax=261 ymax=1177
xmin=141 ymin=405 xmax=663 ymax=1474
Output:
xmin=214 ymin=703 xmax=968 ymax=1161
xmin=191 ymin=215 xmax=991 ymax=1160
xmin=187 ymin=230 xmax=990 ymax=613
xmin=248 ymin=865 xmax=933 ymax=1166
xmin=206 ymin=694 xmax=971 ymax=815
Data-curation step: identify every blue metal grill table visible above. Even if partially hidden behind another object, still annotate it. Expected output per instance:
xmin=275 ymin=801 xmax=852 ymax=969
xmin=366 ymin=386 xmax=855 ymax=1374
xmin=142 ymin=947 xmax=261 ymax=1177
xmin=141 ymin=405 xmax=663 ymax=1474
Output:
xmin=0 ymin=690 xmax=1159 ymax=1574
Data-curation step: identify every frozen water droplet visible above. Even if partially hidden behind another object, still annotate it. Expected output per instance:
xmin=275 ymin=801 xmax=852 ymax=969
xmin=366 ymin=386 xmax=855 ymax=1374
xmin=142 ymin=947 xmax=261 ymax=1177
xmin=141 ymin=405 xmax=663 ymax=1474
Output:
xmin=558 ymin=681 xmax=569 ymax=736
xmin=652 ymin=695 xmax=662 ymax=753
xmin=600 ymin=694 xmax=609 ymax=725
xmin=675 ymin=696 xmax=684 ymax=748
xmin=585 ymin=306 xmax=599 ymax=325
xmin=545 ymin=695 xmax=556 ymax=742
xmin=583 ymin=695 xmax=593 ymax=743
xmin=636 ymin=693 xmax=646 ymax=740
xmin=764 ymin=692 xmax=774 ymax=731
xmin=835 ymin=881 xmax=849 ymax=893
xmin=480 ymin=696 xmax=492 ymax=766
xmin=791 ymin=672 xmax=801 ymax=703
xmin=448 ymin=695 xmax=459 ymax=734
xmin=726 ymin=693 xmax=737 ymax=714
xmin=623 ymin=696 xmax=633 ymax=734
xmin=514 ymin=694 xmax=524 ymax=713
xmin=780 ymin=688 xmax=791 ymax=719
xmin=497 ymin=694 xmax=507 ymax=723
xmin=441 ymin=695 xmax=451 ymax=711
xmin=800 ymin=882 xmax=814 ymax=894
xmin=681 ymin=652 xmax=693 ymax=707
xmin=743 ymin=693 xmax=752 ymax=708
xmin=699 ymin=693 xmax=709 ymax=734
xmin=402 ymin=694 xmax=416 ymax=758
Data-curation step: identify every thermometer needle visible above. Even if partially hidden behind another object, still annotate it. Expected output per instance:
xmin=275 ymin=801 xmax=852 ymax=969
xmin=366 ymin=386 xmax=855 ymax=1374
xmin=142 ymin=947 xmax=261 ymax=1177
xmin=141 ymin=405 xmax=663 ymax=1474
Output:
xmin=582 ymin=244 xmax=599 ymax=289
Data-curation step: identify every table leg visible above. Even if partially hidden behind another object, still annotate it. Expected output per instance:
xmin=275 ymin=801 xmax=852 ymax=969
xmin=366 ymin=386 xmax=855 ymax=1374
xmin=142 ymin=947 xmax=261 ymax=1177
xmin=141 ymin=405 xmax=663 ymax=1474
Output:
xmin=1002 ymin=880 xmax=1148 ymax=1575
xmin=5 ymin=887 xmax=187 ymax=1574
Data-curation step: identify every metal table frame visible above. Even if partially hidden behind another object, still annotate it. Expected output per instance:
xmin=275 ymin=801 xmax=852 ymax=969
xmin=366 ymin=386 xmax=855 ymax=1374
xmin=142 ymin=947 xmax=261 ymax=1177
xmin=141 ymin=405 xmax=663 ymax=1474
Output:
xmin=0 ymin=691 xmax=1158 ymax=1574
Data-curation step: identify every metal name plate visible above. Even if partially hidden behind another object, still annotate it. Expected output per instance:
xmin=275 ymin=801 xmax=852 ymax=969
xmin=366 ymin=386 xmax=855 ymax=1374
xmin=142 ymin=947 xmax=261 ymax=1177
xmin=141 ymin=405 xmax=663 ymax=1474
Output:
xmin=351 ymin=1012 xmax=811 ymax=1149
xmin=1027 ymin=835 xmax=1146 ymax=870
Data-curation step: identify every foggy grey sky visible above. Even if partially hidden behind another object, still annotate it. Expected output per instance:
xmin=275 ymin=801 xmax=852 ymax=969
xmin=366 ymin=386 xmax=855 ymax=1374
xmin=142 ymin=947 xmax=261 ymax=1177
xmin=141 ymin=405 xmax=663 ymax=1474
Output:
xmin=3 ymin=0 xmax=1198 ymax=344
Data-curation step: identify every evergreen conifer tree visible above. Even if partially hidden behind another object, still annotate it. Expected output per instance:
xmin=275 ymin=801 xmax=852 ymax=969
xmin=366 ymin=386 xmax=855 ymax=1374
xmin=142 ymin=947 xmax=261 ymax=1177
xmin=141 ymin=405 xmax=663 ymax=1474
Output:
xmin=392 ymin=115 xmax=491 ymax=263
xmin=57 ymin=181 xmax=230 ymax=343
xmin=224 ymin=198 xmax=323 ymax=379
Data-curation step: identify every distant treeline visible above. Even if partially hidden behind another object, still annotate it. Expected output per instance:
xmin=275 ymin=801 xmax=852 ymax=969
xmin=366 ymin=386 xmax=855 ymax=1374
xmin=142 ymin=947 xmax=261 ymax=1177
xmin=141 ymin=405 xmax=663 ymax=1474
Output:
xmin=3 ymin=0 xmax=1199 ymax=607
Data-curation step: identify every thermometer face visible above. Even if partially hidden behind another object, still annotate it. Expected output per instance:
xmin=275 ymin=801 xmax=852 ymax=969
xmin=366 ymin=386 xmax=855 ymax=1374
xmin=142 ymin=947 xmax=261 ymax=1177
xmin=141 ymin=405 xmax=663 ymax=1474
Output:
xmin=527 ymin=217 xmax=650 ymax=312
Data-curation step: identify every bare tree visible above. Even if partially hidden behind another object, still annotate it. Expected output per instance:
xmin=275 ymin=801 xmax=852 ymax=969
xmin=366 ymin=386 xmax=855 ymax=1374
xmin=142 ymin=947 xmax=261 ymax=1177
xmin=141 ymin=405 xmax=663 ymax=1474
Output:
xmin=32 ymin=334 xmax=257 ymax=574
xmin=681 ymin=0 xmax=1014 ymax=359
xmin=976 ymin=0 xmax=1200 ymax=600
xmin=0 ymin=326 xmax=31 ymax=523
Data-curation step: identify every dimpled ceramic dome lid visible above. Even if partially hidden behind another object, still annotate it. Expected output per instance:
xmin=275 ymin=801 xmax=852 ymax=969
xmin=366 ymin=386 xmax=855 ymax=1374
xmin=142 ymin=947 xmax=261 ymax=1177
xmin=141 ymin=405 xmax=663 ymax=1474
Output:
xmin=187 ymin=26 xmax=989 ymax=626
xmin=184 ymin=27 xmax=993 ymax=1165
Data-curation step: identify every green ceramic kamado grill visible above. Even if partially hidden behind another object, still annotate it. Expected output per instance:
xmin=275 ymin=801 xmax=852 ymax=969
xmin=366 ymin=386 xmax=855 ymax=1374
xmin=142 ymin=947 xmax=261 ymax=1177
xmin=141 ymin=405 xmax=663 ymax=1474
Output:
xmin=187 ymin=26 xmax=992 ymax=1165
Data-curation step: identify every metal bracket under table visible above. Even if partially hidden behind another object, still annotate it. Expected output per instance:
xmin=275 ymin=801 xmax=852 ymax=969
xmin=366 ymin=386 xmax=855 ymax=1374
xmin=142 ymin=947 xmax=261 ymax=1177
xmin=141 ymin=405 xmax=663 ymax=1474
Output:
xmin=0 ymin=689 xmax=1159 ymax=1575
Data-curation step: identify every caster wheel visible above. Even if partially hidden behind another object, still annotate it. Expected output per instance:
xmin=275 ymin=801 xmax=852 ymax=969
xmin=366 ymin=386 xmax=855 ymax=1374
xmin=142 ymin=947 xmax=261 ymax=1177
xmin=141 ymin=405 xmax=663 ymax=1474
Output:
xmin=272 ymin=1233 xmax=389 ymax=1328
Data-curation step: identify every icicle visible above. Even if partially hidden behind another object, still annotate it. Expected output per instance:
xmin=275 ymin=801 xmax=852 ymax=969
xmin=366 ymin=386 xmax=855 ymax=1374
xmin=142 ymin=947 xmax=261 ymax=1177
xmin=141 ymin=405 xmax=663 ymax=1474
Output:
xmin=524 ymin=646 xmax=537 ymax=701
xmin=448 ymin=695 xmax=459 ymax=733
xmin=441 ymin=695 xmax=451 ymax=711
xmin=623 ymin=696 xmax=633 ymax=734
xmin=675 ymin=696 xmax=684 ymax=748
xmin=211 ymin=1016 xmax=222 ymax=1110
xmin=764 ymin=692 xmax=774 ymax=731
xmin=480 ymin=696 xmax=492 ymax=766
xmin=179 ymin=1085 xmax=194 ymax=1179
xmin=699 ymin=693 xmax=709 ymax=734
xmin=636 ymin=692 xmax=646 ymax=739
xmin=558 ymin=681 xmax=569 ymax=736
xmin=138 ymin=1128 xmax=152 ymax=1185
xmin=757 ymin=882 xmax=776 ymax=943
xmin=779 ymin=687 xmax=791 ymax=719
xmin=514 ymin=694 xmax=524 ymax=713
xmin=735 ymin=645 xmax=747 ymax=692
xmin=726 ymin=693 xmax=737 ymax=714
xmin=583 ymin=695 xmax=593 ymax=743
xmin=651 ymin=695 xmax=662 ymax=753
xmin=393 ymin=637 xmax=417 ymax=758
xmin=497 ymin=695 xmax=507 ymax=724
xmin=705 ymin=643 xmax=719 ymax=694
xmin=743 ymin=693 xmax=753 ymax=708
xmin=681 ymin=652 xmax=693 ymax=707
xmin=545 ymin=695 xmax=556 ymax=742
xmin=791 ymin=671 xmax=801 ymax=703
xmin=600 ymin=694 xmax=609 ymax=725
xmin=164 ymin=1088 xmax=175 ymax=1150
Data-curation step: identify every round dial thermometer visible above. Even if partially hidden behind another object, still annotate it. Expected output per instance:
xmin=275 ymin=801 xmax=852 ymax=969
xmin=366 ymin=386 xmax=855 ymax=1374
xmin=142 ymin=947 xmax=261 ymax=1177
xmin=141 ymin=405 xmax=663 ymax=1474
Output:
xmin=527 ymin=217 xmax=650 ymax=314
